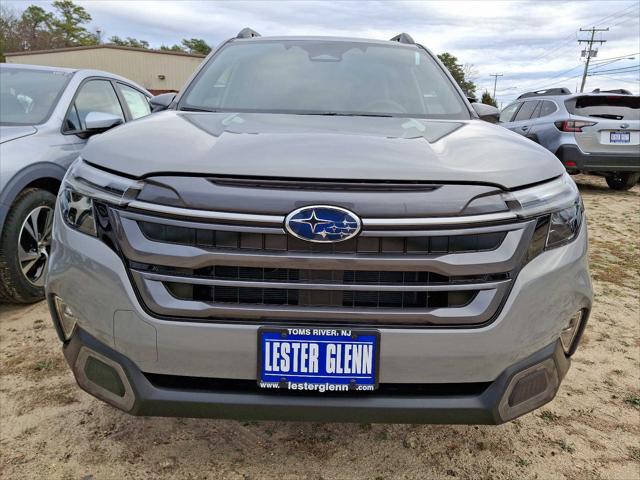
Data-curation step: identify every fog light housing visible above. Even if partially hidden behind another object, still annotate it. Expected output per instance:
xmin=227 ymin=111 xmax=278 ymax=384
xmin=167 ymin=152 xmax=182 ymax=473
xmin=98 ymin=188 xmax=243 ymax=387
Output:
xmin=498 ymin=358 xmax=559 ymax=422
xmin=74 ymin=347 xmax=135 ymax=411
xmin=561 ymin=309 xmax=584 ymax=354
xmin=54 ymin=296 xmax=78 ymax=340
xmin=85 ymin=355 xmax=126 ymax=397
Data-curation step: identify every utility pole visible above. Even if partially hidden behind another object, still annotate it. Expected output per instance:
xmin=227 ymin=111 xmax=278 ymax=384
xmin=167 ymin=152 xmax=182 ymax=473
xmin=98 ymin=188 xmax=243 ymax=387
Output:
xmin=490 ymin=73 xmax=503 ymax=99
xmin=578 ymin=27 xmax=608 ymax=92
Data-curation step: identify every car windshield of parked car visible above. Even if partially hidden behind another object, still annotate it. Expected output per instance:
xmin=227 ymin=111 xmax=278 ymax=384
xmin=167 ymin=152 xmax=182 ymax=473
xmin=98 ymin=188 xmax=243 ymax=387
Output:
xmin=0 ymin=68 xmax=72 ymax=126
xmin=181 ymin=40 xmax=470 ymax=119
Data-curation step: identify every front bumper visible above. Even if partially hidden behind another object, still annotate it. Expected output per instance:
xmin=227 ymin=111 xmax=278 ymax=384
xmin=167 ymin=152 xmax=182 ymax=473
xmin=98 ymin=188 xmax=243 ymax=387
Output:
xmin=47 ymin=204 xmax=592 ymax=423
xmin=556 ymin=144 xmax=640 ymax=173
xmin=61 ymin=327 xmax=570 ymax=424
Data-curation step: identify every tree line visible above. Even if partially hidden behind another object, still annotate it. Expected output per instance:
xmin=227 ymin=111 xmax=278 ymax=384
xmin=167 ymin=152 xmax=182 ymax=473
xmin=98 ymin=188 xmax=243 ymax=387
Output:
xmin=0 ymin=0 xmax=212 ymax=61
xmin=0 ymin=0 xmax=498 ymax=105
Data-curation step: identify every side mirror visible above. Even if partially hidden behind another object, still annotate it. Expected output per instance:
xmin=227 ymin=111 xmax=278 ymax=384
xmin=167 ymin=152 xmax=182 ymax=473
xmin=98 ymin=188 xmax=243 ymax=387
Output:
xmin=471 ymin=103 xmax=500 ymax=124
xmin=149 ymin=92 xmax=177 ymax=112
xmin=83 ymin=112 xmax=123 ymax=135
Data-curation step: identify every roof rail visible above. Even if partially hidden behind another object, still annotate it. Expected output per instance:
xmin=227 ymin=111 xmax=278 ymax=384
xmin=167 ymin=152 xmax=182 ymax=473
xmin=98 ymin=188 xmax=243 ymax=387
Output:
xmin=389 ymin=33 xmax=415 ymax=44
xmin=236 ymin=28 xmax=261 ymax=39
xmin=517 ymin=87 xmax=572 ymax=99
xmin=591 ymin=88 xmax=632 ymax=95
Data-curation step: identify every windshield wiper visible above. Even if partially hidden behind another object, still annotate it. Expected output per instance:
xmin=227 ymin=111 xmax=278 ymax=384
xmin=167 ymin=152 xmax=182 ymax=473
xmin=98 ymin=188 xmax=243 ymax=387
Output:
xmin=297 ymin=112 xmax=393 ymax=118
xmin=588 ymin=114 xmax=623 ymax=120
xmin=179 ymin=106 xmax=219 ymax=112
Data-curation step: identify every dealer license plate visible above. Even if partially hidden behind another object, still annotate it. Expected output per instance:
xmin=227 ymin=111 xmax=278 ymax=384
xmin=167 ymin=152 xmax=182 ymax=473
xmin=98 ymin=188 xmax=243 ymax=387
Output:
xmin=610 ymin=131 xmax=630 ymax=144
xmin=258 ymin=327 xmax=379 ymax=392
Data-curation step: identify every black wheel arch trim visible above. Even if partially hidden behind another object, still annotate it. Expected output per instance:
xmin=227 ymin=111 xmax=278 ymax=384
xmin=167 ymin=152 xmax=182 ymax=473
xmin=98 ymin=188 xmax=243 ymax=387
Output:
xmin=0 ymin=162 xmax=67 ymax=238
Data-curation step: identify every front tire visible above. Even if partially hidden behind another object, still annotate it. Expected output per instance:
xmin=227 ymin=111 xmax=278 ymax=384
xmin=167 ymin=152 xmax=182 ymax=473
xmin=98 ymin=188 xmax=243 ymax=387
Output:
xmin=0 ymin=189 xmax=56 ymax=304
xmin=605 ymin=172 xmax=640 ymax=191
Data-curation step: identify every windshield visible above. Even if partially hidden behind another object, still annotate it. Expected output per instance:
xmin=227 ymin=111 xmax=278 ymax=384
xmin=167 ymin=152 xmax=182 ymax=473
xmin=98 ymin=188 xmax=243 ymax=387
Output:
xmin=181 ymin=40 xmax=470 ymax=119
xmin=0 ymin=67 xmax=72 ymax=125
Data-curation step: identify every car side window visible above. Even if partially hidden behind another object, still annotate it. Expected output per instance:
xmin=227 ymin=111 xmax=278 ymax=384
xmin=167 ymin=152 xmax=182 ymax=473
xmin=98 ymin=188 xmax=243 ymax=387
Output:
xmin=538 ymin=100 xmax=557 ymax=118
xmin=118 ymin=83 xmax=151 ymax=120
xmin=64 ymin=79 xmax=125 ymax=132
xmin=499 ymin=102 xmax=521 ymax=123
xmin=513 ymin=101 xmax=539 ymax=121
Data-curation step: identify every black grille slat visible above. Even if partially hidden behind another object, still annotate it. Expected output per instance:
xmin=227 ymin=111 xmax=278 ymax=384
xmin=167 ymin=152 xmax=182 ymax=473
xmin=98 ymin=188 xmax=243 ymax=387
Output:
xmin=138 ymin=221 xmax=506 ymax=255
xmin=165 ymin=272 xmax=478 ymax=309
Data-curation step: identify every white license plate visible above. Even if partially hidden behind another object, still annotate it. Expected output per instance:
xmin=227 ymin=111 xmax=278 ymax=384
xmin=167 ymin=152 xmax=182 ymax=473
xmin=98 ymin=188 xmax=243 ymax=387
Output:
xmin=609 ymin=131 xmax=631 ymax=144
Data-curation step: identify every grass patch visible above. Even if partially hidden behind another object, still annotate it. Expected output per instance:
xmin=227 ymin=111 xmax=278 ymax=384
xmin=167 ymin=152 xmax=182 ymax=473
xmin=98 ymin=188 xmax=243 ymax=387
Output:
xmin=34 ymin=360 xmax=56 ymax=371
xmin=624 ymin=392 xmax=640 ymax=409
xmin=540 ymin=410 xmax=560 ymax=422
xmin=556 ymin=439 xmax=576 ymax=454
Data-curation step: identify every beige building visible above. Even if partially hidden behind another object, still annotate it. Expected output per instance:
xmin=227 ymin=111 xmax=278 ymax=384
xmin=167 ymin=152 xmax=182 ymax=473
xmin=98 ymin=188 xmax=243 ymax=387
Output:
xmin=5 ymin=45 xmax=205 ymax=94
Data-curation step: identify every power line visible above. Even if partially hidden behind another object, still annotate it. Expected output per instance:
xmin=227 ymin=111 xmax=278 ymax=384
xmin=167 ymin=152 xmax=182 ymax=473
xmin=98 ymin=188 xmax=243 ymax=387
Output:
xmin=591 ymin=52 xmax=640 ymax=63
xmin=516 ymin=64 xmax=584 ymax=92
xmin=609 ymin=14 xmax=640 ymax=29
xmin=591 ymin=2 xmax=639 ymax=27
xmin=589 ymin=65 xmax=640 ymax=75
xmin=501 ymin=73 xmax=583 ymax=101
xmin=578 ymin=27 xmax=609 ymax=92
xmin=589 ymin=70 xmax=640 ymax=78
xmin=591 ymin=74 xmax=640 ymax=85
xmin=526 ymin=36 xmax=578 ymax=64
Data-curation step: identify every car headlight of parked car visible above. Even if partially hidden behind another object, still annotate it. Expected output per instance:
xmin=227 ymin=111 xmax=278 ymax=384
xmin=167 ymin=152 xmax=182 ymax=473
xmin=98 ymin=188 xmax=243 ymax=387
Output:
xmin=59 ymin=158 xmax=143 ymax=237
xmin=60 ymin=188 xmax=97 ymax=236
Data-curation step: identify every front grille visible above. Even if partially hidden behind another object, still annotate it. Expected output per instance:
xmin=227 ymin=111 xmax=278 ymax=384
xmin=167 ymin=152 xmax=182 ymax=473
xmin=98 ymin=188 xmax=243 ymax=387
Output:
xmin=139 ymin=221 xmax=506 ymax=254
xmin=115 ymin=207 xmax=534 ymax=327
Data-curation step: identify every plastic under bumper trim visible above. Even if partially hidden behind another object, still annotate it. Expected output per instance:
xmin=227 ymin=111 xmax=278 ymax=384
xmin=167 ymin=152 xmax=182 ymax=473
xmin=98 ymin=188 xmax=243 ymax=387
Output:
xmin=62 ymin=329 xmax=570 ymax=424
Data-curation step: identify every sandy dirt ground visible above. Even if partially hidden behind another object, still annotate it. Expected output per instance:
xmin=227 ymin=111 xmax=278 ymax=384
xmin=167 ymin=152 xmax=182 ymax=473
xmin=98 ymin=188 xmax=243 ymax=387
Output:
xmin=1 ymin=175 xmax=638 ymax=480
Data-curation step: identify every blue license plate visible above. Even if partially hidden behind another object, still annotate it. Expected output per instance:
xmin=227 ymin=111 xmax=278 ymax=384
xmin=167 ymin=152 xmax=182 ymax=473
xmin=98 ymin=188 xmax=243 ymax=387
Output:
xmin=610 ymin=131 xmax=630 ymax=143
xmin=258 ymin=327 xmax=379 ymax=392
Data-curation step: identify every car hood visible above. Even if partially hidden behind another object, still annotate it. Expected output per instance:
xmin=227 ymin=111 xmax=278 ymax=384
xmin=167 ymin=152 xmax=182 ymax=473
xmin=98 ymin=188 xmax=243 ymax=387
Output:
xmin=0 ymin=125 xmax=37 ymax=144
xmin=82 ymin=111 xmax=564 ymax=189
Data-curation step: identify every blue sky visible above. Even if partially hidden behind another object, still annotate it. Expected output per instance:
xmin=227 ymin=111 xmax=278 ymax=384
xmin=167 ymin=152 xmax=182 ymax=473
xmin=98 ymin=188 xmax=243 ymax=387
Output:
xmin=6 ymin=0 xmax=640 ymax=105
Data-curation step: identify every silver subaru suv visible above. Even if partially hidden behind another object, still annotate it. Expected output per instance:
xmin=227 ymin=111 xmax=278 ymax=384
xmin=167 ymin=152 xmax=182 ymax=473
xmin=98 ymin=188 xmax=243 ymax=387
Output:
xmin=47 ymin=30 xmax=592 ymax=424
xmin=499 ymin=88 xmax=639 ymax=190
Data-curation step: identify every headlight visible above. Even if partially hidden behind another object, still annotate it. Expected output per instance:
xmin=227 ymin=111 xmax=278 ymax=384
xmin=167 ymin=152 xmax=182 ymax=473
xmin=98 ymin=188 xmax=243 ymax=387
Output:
xmin=503 ymin=172 xmax=580 ymax=218
xmin=509 ymin=173 xmax=583 ymax=260
xmin=547 ymin=202 xmax=582 ymax=248
xmin=60 ymin=187 xmax=97 ymax=236
xmin=59 ymin=158 xmax=143 ymax=237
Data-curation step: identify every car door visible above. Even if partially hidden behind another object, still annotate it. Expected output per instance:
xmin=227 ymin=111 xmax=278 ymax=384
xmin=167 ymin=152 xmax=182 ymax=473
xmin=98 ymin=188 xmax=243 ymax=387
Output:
xmin=506 ymin=100 xmax=540 ymax=137
xmin=526 ymin=100 xmax=558 ymax=145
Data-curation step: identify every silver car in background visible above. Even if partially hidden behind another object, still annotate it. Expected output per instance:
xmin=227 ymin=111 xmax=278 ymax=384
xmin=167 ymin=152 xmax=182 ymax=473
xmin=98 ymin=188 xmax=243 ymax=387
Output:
xmin=0 ymin=64 xmax=151 ymax=303
xmin=499 ymin=88 xmax=639 ymax=190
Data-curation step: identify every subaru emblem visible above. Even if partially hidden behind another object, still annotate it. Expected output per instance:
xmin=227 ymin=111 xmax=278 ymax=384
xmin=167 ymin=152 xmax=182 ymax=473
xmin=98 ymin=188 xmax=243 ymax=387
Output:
xmin=285 ymin=206 xmax=362 ymax=243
